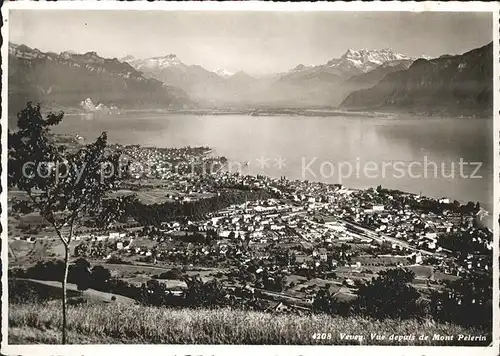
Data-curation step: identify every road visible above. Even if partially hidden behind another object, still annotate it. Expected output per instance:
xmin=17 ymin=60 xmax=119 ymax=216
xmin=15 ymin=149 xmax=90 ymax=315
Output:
xmin=342 ymin=220 xmax=441 ymax=256
xmin=305 ymin=217 xmax=437 ymax=256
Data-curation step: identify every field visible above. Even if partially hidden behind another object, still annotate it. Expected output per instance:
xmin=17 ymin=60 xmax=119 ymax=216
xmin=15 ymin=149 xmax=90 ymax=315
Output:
xmin=408 ymin=265 xmax=434 ymax=278
xmin=12 ymin=279 xmax=136 ymax=305
xmin=8 ymin=238 xmax=81 ymax=268
xmin=136 ymin=188 xmax=176 ymax=204
xmin=110 ymin=187 xmax=215 ymax=205
xmin=8 ymin=302 xmax=489 ymax=345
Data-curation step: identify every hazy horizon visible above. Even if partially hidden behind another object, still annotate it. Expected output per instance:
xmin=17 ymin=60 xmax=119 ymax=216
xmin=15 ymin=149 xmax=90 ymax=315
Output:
xmin=9 ymin=10 xmax=493 ymax=76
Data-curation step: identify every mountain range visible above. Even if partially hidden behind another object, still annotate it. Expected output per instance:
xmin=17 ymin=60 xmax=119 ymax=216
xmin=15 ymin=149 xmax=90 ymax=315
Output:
xmin=213 ymin=68 xmax=234 ymax=78
xmin=340 ymin=42 xmax=493 ymax=116
xmin=8 ymin=42 xmax=493 ymax=116
xmin=265 ymin=49 xmax=417 ymax=106
xmin=120 ymin=48 xmax=418 ymax=107
xmin=282 ymin=48 xmax=412 ymax=83
xmin=120 ymin=54 xmax=260 ymax=105
xmin=8 ymin=43 xmax=194 ymax=114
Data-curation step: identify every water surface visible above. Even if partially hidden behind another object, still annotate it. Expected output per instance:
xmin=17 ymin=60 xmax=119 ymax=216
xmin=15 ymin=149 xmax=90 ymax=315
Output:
xmin=50 ymin=113 xmax=493 ymax=214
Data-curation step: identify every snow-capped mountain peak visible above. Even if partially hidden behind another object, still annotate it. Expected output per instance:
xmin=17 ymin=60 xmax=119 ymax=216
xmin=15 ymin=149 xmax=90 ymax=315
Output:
xmin=290 ymin=64 xmax=313 ymax=73
xmin=328 ymin=48 xmax=410 ymax=72
xmin=127 ymin=54 xmax=186 ymax=71
xmin=120 ymin=55 xmax=136 ymax=63
xmin=342 ymin=48 xmax=408 ymax=62
xmin=213 ymin=68 xmax=234 ymax=78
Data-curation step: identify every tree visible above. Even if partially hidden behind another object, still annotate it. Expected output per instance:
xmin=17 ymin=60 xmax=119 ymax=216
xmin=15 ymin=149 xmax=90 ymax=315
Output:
xmin=74 ymin=242 xmax=89 ymax=257
xmin=184 ymin=275 xmax=228 ymax=308
xmin=354 ymin=268 xmax=421 ymax=319
xmin=156 ymin=268 xmax=183 ymax=280
xmin=143 ymin=279 xmax=168 ymax=306
xmin=70 ymin=258 xmax=92 ymax=292
xmin=313 ymin=287 xmax=333 ymax=314
xmin=275 ymin=274 xmax=288 ymax=292
xmin=91 ymin=265 xmax=112 ymax=290
xmin=8 ymin=103 xmax=122 ymax=343
xmin=25 ymin=260 xmax=65 ymax=281
xmin=430 ymin=271 xmax=492 ymax=329
xmin=248 ymin=273 xmax=257 ymax=284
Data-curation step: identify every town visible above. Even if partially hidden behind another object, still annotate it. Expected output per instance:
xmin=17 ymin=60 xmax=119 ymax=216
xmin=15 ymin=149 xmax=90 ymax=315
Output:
xmin=8 ymin=140 xmax=493 ymax=315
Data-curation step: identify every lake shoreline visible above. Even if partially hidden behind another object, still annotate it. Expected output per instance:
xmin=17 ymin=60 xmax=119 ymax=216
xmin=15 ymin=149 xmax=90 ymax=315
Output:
xmin=39 ymin=105 xmax=493 ymax=120
xmin=43 ymin=112 xmax=492 ymax=227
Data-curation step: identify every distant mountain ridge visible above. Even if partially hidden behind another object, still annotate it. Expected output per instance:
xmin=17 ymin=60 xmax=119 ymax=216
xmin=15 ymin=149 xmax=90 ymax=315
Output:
xmin=122 ymin=54 xmax=257 ymax=105
xmin=337 ymin=59 xmax=415 ymax=101
xmin=9 ymin=42 xmax=492 ymax=116
xmin=113 ymin=48 xmax=422 ymax=107
xmin=340 ymin=42 xmax=493 ymax=116
xmin=282 ymin=48 xmax=412 ymax=83
xmin=213 ymin=68 xmax=234 ymax=78
xmin=123 ymin=54 xmax=186 ymax=71
xmin=329 ymin=48 xmax=410 ymax=69
xmin=8 ymin=43 xmax=194 ymax=113
xmin=263 ymin=49 xmax=417 ymax=107
xmin=345 ymin=59 xmax=414 ymax=85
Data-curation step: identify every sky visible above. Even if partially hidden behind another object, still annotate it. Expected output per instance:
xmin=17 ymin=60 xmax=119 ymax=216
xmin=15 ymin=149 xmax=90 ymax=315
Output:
xmin=9 ymin=10 xmax=493 ymax=76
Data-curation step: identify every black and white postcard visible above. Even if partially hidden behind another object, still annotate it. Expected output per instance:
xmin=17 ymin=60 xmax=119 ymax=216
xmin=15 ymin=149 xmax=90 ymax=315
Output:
xmin=1 ymin=2 xmax=498 ymax=356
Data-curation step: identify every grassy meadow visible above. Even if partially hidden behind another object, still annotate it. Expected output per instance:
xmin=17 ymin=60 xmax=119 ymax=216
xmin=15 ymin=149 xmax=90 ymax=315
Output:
xmin=8 ymin=302 xmax=490 ymax=345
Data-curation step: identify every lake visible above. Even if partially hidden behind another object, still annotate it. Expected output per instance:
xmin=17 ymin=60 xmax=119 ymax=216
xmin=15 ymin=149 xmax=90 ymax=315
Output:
xmin=52 ymin=112 xmax=493 ymax=214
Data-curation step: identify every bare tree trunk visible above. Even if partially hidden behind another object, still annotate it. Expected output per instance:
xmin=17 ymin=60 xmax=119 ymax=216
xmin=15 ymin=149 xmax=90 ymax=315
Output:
xmin=62 ymin=243 xmax=69 ymax=344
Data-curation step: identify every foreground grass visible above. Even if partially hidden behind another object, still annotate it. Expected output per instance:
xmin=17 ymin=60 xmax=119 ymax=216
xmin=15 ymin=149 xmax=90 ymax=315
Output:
xmin=9 ymin=302 xmax=490 ymax=345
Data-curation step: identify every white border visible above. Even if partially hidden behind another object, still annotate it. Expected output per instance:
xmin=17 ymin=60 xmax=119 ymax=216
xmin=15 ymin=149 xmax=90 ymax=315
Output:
xmin=1 ymin=2 xmax=499 ymax=356
xmin=0 ymin=1 xmax=499 ymax=12
xmin=493 ymin=6 xmax=500 ymax=356
xmin=1 ymin=1 xmax=9 ymax=354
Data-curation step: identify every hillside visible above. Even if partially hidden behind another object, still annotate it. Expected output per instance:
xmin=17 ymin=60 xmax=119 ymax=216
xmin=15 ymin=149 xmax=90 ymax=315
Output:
xmin=8 ymin=302 xmax=489 ymax=345
xmin=123 ymin=49 xmax=417 ymax=108
xmin=259 ymin=49 xmax=415 ymax=107
xmin=342 ymin=59 xmax=413 ymax=89
xmin=12 ymin=278 xmax=136 ymax=305
xmin=8 ymin=43 xmax=194 ymax=114
xmin=281 ymin=49 xmax=411 ymax=85
xmin=340 ymin=42 xmax=493 ymax=116
xmin=122 ymin=54 xmax=259 ymax=106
